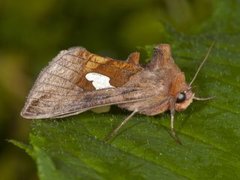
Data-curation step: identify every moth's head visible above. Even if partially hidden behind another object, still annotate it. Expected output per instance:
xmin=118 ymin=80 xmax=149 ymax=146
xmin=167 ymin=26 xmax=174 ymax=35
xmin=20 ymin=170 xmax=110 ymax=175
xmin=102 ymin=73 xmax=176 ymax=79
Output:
xmin=174 ymin=88 xmax=194 ymax=111
xmin=169 ymin=72 xmax=194 ymax=111
xmin=170 ymin=42 xmax=215 ymax=111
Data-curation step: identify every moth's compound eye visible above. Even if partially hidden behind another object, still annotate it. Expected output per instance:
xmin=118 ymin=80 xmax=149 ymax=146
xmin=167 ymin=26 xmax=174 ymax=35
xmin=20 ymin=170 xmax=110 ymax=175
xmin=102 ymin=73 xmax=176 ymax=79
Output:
xmin=176 ymin=92 xmax=186 ymax=103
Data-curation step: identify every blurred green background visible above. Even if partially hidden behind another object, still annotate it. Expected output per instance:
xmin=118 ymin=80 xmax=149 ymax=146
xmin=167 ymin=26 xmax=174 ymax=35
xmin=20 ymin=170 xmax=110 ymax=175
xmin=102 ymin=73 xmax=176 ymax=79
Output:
xmin=0 ymin=0 xmax=213 ymax=179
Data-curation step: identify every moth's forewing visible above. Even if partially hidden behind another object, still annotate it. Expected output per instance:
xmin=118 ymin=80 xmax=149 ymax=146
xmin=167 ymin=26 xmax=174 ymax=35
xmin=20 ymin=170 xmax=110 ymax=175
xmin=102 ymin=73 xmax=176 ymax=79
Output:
xmin=21 ymin=47 xmax=147 ymax=119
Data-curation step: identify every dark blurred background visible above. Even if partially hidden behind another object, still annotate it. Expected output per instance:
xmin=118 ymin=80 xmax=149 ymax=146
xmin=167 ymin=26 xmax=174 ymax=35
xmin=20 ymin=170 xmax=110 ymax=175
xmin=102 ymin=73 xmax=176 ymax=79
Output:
xmin=0 ymin=0 xmax=213 ymax=179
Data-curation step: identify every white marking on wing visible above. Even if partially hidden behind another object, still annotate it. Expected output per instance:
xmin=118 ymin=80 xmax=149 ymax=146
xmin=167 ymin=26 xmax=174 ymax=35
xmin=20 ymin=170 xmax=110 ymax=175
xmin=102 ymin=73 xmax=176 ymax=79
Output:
xmin=85 ymin=72 xmax=115 ymax=90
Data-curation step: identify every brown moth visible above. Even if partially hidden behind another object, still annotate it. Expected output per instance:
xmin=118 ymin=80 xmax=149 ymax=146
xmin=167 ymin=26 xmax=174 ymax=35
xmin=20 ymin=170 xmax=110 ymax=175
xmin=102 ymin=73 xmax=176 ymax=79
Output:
xmin=21 ymin=44 xmax=213 ymax=141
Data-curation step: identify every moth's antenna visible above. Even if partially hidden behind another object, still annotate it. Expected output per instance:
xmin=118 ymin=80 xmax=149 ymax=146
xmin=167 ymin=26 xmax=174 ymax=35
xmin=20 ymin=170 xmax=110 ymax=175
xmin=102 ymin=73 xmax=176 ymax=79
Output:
xmin=193 ymin=96 xmax=215 ymax=101
xmin=189 ymin=42 xmax=215 ymax=86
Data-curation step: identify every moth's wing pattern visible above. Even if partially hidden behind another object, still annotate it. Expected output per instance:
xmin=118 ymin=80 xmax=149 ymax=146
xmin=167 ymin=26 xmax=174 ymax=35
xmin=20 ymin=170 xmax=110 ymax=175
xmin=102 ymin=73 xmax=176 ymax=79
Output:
xmin=21 ymin=47 xmax=150 ymax=119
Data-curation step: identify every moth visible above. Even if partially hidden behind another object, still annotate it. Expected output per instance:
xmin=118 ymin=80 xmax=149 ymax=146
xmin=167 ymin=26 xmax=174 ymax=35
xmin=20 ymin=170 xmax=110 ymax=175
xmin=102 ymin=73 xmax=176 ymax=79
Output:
xmin=21 ymin=44 xmax=213 ymax=141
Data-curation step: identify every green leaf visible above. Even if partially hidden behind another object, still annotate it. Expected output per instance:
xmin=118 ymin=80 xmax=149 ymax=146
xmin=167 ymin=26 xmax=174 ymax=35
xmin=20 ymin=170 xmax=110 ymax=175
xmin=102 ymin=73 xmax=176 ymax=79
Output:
xmin=25 ymin=1 xmax=240 ymax=179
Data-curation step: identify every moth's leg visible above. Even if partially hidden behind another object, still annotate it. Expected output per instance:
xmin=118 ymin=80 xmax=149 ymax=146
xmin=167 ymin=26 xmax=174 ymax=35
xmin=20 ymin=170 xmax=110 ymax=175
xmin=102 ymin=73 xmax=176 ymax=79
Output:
xmin=170 ymin=109 xmax=176 ymax=136
xmin=170 ymin=109 xmax=182 ymax=144
xmin=104 ymin=109 xmax=138 ymax=143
